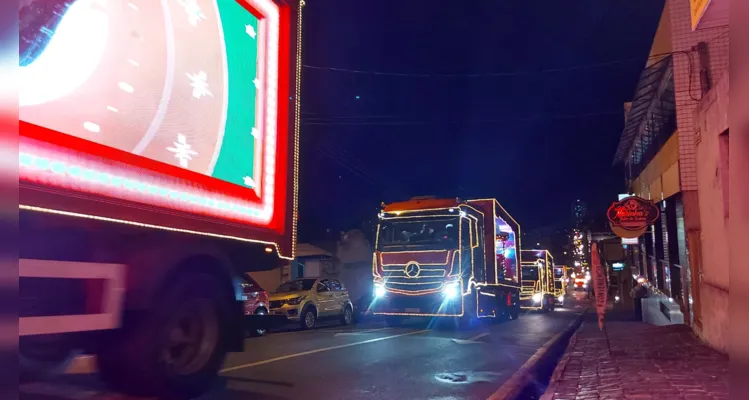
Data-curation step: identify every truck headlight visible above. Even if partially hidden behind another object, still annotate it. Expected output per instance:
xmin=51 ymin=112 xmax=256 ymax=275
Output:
xmin=557 ymin=295 xmax=565 ymax=303
xmin=443 ymin=282 xmax=459 ymax=300
xmin=374 ymin=283 xmax=386 ymax=298
xmin=532 ymin=293 xmax=544 ymax=303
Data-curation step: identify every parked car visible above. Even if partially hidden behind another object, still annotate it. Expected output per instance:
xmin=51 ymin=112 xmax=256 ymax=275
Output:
xmin=268 ymin=278 xmax=354 ymax=330
xmin=240 ymin=275 xmax=270 ymax=336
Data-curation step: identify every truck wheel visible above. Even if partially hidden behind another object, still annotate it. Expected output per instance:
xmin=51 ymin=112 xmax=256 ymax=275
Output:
xmin=340 ymin=305 xmax=353 ymax=326
xmin=19 ymin=335 xmax=77 ymax=379
xmin=509 ymin=306 xmax=520 ymax=320
xmin=300 ymin=306 xmax=317 ymax=330
xmin=96 ymin=272 xmax=230 ymax=398
xmin=458 ymin=292 xmax=478 ymax=329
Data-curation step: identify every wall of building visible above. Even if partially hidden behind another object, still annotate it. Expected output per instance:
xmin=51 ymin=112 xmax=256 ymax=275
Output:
xmin=662 ymin=0 xmax=729 ymax=353
xmin=647 ymin=4 xmax=673 ymax=66
xmin=693 ymin=64 xmax=729 ymax=353
xmin=631 ymin=133 xmax=680 ymax=201
xmin=667 ymin=0 xmax=729 ymax=192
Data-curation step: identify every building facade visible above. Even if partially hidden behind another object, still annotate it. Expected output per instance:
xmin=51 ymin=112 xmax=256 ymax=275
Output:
xmin=613 ymin=0 xmax=728 ymax=352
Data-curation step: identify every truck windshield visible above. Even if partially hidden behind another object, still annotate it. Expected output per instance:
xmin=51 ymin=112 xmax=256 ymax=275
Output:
xmin=522 ymin=267 xmax=539 ymax=281
xmin=274 ymin=279 xmax=316 ymax=293
xmin=377 ymin=218 xmax=459 ymax=249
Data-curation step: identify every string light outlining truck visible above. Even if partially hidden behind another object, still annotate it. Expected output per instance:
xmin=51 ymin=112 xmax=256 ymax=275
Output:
xmin=18 ymin=0 xmax=304 ymax=398
xmin=519 ymin=249 xmax=557 ymax=311
xmin=371 ymin=197 xmax=522 ymax=326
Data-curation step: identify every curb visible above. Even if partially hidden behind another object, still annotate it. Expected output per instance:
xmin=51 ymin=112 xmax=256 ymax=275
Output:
xmin=486 ymin=309 xmax=588 ymax=400
xmin=539 ymin=326 xmax=581 ymax=400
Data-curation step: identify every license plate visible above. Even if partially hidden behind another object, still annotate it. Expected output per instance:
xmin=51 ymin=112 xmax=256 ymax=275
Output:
xmin=405 ymin=308 xmax=420 ymax=313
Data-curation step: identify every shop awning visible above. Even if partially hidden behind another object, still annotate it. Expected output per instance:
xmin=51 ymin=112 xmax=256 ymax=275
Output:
xmin=613 ymin=56 xmax=674 ymax=166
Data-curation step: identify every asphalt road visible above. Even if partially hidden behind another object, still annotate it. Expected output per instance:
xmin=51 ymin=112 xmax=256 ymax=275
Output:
xmin=20 ymin=295 xmax=589 ymax=400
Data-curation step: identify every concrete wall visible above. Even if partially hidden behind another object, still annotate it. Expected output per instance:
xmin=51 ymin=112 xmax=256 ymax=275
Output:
xmin=693 ymin=68 xmax=729 ymax=353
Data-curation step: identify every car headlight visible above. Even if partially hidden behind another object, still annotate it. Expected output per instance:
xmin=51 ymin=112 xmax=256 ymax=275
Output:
xmin=374 ymin=283 xmax=386 ymax=298
xmin=532 ymin=293 xmax=544 ymax=303
xmin=287 ymin=296 xmax=305 ymax=305
xmin=557 ymin=295 xmax=564 ymax=303
xmin=443 ymin=282 xmax=459 ymax=299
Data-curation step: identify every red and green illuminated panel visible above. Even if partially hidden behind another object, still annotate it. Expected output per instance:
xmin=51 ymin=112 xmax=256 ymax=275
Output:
xmin=18 ymin=0 xmax=286 ymax=228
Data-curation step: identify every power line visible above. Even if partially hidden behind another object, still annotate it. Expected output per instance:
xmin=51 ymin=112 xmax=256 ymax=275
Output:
xmin=301 ymin=51 xmax=687 ymax=78
xmin=301 ymin=111 xmax=623 ymax=126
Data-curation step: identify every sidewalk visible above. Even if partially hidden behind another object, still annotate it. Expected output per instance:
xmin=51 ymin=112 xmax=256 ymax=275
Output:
xmin=541 ymin=311 xmax=729 ymax=400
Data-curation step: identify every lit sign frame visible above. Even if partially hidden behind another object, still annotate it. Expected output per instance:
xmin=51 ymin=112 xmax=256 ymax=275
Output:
xmin=19 ymin=0 xmax=290 ymax=233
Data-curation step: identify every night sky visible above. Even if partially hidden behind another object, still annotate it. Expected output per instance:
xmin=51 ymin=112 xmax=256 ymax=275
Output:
xmin=297 ymin=0 xmax=665 ymax=242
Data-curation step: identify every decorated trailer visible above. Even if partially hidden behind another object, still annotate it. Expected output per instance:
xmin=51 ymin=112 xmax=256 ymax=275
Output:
xmin=519 ymin=249 xmax=557 ymax=311
xmin=370 ymin=198 xmax=521 ymax=326
xmin=18 ymin=0 xmax=303 ymax=397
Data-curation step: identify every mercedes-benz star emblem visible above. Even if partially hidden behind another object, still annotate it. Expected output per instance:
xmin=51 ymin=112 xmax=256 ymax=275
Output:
xmin=404 ymin=263 xmax=420 ymax=278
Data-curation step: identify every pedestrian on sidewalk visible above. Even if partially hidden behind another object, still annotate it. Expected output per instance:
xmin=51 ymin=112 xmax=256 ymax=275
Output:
xmin=630 ymin=278 xmax=648 ymax=321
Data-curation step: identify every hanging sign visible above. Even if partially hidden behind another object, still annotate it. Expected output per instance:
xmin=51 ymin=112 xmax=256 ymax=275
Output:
xmin=607 ymin=196 xmax=659 ymax=238
xmin=591 ymin=243 xmax=608 ymax=330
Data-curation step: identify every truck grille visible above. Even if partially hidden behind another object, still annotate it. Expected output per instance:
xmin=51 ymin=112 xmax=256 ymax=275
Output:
xmin=384 ymin=281 xmax=443 ymax=293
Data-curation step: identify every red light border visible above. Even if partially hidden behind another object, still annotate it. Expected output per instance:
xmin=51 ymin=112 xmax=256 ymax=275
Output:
xmin=19 ymin=0 xmax=290 ymax=233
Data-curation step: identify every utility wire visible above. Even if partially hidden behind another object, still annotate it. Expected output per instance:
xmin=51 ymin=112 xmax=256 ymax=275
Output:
xmin=302 ymin=51 xmax=685 ymax=78
xmin=302 ymin=111 xmax=623 ymax=126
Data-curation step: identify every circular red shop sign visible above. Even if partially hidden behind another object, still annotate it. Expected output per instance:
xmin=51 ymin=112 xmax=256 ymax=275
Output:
xmin=607 ymin=196 xmax=660 ymax=238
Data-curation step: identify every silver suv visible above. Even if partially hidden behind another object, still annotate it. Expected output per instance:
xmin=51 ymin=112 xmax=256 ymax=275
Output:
xmin=268 ymin=278 xmax=354 ymax=330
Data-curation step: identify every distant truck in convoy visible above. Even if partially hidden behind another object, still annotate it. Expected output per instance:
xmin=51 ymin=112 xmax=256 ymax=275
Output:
xmin=519 ymin=249 xmax=557 ymax=311
xmin=552 ymin=264 xmax=569 ymax=306
xmin=18 ymin=0 xmax=303 ymax=397
xmin=370 ymin=197 xmax=522 ymax=325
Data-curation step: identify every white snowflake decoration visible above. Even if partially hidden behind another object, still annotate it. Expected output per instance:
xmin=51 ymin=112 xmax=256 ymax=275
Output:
xmin=243 ymin=176 xmax=256 ymax=188
xmin=186 ymin=71 xmax=213 ymax=99
xmin=251 ymin=127 xmax=259 ymax=138
xmin=167 ymin=134 xmax=199 ymax=168
xmin=245 ymin=24 xmax=256 ymax=39
xmin=177 ymin=0 xmax=207 ymax=27
xmin=253 ymin=78 xmax=260 ymax=89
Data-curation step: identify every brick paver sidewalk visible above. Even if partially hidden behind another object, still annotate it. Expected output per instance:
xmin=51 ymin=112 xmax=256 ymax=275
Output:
xmin=541 ymin=312 xmax=729 ymax=400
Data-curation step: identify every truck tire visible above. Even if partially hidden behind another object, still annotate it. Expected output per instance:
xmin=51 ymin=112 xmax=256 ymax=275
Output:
xmin=19 ymin=335 xmax=77 ymax=379
xmin=458 ymin=292 xmax=478 ymax=329
xmin=96 ymin=272 xmax=231 ymax=398
xmin=509 ymin=304 xmax=520 ymax=320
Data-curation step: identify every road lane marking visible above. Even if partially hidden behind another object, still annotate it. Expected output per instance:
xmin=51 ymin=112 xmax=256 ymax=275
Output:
xmin=333 ymin=327 xmax=392 ymax=336
xmin=221 ymin=329 xmax=429 ymax=373
xmin=452 ymin=339 xmax=483 ymax=344
xmin=470 ymin=332 xmax=490 ymax=341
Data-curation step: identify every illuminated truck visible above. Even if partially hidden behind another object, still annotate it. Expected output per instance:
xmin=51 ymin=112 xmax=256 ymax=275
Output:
xmin=519 ymin=249 xmax=557 ymax=311
xmin=18 ymin=0 xmax=303 ymax=397
xmin=553 ymin=264 xmax=569 ymax=306
xmin=370 ymin=198 xmax=522 ymax=325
